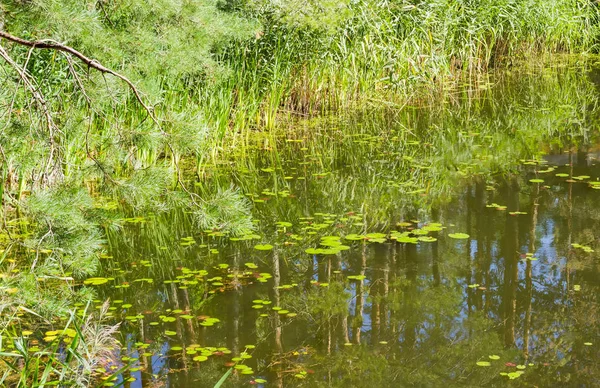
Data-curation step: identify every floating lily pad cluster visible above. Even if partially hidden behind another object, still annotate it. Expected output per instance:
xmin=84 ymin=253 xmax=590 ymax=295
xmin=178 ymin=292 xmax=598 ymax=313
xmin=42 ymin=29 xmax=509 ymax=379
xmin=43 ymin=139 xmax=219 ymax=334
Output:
xmin=486 ymin=203 xmax=507 ymax=210
xmin=521 ymin=253 xmax=538 ymax=261
xmin=305 ymin=235 xmax=351 ymax=255
xmin=572 ymin=243 xmax=594 ymax=253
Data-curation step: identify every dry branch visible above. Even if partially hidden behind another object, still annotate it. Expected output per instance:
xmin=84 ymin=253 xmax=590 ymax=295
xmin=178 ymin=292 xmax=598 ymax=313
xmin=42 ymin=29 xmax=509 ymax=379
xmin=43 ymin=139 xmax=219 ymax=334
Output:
xmin=0 ymin=43 xmax=58 ymax=176
xmin=0 ymin=30 xmax=159 ymax=126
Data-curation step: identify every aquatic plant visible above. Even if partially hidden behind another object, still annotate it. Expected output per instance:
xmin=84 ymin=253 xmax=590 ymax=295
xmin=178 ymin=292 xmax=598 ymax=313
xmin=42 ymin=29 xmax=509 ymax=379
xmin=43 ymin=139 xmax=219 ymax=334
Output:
xmin=0 ymin=302 xmax=121 ymax=387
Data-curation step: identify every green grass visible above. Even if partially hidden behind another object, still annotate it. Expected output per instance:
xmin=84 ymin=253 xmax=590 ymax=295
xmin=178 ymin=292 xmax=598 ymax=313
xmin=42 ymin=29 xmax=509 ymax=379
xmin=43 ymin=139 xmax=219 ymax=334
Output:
xmin=0 ymin=302 xmax=123 ymax=387
xmin=212 ymin=0 xmax=600 ymax=132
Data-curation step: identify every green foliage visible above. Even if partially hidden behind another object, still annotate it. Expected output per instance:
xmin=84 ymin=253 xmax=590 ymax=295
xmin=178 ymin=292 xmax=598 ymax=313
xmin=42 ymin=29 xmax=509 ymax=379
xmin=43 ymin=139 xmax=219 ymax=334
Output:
xmin=24 ymin=185 xmax=103 ymax=276
xmin=193 ymin=186 xmax=254 ymax=235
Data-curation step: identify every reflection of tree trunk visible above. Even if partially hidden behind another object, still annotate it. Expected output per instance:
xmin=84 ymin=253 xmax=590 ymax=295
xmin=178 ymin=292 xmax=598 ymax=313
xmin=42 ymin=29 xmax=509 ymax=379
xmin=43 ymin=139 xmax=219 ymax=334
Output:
xmin=484 ymin=206 xmax=493 ymax=315
xmin=352 ymin=243 xmax=367 ymax=344
xmin=139 ymin=318 xmax=152 ymax=387
xmin=305 ymin=252 xmax=316 ymax=289
xmin=325 ymin=256 xmax=332 ymax=354
xmin=272 ymin=249 xmax=284 ymax=388
xmin=229 ymin=250 xmax=241 ymax=355
xmin=182 ymin=288 xmax=195 ymax=338
xmin=340 ymin=251 xmax=350 ymax=344
xmin=371 ymin=268 xmax=380 ymax=344
xmin=566 ymin=151 xmax=574 ymax=291
xmin=273 ymin=249 xmax=283 ymax=353
xmin=404 ymin=243 xmax=418 ymax=350
xmin=524 ymin=183 xmax=539 ymax=361
xmin=474 ymin=182 xmax=485 ymax=310
xmin=502 ymin=178 xmax=519 ymax=348
xmin=390 ymin=240 xmax=398 ymax=339
xmin=170 ymin=282 xmax=189 ymax=373
xmin=466 ymin=186 xmax=474 ymax=315
xmin=379 ymin=245 xmax=390 ymax=342
xmin=431 ymin=208 xmax=441 ymax=287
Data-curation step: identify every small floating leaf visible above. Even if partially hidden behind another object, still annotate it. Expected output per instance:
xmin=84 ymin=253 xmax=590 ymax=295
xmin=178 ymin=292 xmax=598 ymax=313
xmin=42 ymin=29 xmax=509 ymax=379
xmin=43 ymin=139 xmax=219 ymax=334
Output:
xmin=254 ymin=244 xmax=273 ymax=251
xmin=347 ymin=275 xmax=366 ymax=281
xmin=83 ymin=277 xmax=109 ymax=286
xmin=448 ymin=233 xmax=469 ymax=239
xmin=476 ymin=361 xmax=491 ymax=367
xmin=507 ymin=371 xmax=524 ymax=379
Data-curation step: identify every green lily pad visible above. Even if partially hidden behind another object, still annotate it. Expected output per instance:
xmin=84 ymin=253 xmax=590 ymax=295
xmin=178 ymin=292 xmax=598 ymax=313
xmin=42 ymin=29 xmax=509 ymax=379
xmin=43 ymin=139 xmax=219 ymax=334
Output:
xmin=254 ymin=244 xmax=273 ymax=251
xmin=83 ymin=277 xmax=109 ymax=286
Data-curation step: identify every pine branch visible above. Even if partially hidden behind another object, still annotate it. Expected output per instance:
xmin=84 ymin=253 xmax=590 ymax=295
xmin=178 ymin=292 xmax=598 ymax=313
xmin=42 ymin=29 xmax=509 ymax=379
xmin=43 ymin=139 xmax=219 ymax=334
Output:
xmin=0 ymin=29 xmax=204 ymax=204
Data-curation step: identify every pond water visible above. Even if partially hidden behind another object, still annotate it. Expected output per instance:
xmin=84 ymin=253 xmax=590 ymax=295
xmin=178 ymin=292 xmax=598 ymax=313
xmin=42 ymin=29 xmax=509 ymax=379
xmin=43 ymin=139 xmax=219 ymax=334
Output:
xmin=92 ymin=63 xmax=600 ymax=387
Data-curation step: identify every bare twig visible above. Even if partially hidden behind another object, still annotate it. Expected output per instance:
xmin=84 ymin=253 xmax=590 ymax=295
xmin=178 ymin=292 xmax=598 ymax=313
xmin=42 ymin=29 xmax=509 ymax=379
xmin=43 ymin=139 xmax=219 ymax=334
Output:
xmin=0 ymin=43 xmax=58 ymax=177
xmin=96 ymin=0 xmax=116 ymax=28
xmin=63 ymin=53 xmax=91 ymax=105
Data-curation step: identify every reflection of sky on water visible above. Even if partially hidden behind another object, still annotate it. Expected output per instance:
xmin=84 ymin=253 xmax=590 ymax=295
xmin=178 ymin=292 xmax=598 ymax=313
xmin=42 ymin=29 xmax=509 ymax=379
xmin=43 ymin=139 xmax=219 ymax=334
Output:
xmin=103 ymin=157 xmax=600 ymax=386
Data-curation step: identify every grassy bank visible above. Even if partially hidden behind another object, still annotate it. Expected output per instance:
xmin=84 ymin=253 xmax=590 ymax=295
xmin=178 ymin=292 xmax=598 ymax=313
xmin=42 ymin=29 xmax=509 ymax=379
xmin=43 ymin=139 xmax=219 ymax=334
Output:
xmin=215 ymin=0 xmax=600 ymax=130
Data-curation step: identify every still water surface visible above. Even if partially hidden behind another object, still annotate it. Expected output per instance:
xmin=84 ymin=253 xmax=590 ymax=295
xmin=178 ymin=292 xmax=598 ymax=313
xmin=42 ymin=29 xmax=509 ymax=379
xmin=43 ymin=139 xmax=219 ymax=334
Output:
xmin=98 ymin=64 xmax=600 ymax=387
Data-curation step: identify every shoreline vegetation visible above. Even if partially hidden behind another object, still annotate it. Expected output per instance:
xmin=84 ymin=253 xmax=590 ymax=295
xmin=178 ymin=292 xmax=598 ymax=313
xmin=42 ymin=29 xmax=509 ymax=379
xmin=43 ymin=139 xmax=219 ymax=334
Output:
xmin=1 ymin=0 xmax=600 ymax=385
xmin=0 ymin=1 xmax=599 ymax=190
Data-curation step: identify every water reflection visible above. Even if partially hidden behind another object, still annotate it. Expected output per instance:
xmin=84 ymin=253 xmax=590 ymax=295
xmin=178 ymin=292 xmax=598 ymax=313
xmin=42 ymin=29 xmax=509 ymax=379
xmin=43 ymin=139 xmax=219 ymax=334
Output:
xmin=100 ymin=67 xmax=600 ymax=387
